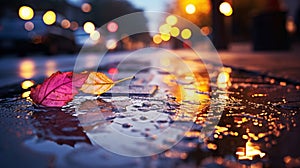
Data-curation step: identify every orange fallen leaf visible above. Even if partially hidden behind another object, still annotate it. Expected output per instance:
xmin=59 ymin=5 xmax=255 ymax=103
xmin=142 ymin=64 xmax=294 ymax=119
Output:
xmin=80 ymin=72 xmax=133 ymax=95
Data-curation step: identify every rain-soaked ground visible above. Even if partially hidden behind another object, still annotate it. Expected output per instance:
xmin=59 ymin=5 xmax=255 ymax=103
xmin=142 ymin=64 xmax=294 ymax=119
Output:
xmin=1 ymin=56 xmax=300 ymax=168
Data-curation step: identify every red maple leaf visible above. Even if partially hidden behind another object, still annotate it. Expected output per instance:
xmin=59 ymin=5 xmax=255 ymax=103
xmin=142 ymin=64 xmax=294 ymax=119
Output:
xmin=30 ymin=71 xmax=89 ymax=107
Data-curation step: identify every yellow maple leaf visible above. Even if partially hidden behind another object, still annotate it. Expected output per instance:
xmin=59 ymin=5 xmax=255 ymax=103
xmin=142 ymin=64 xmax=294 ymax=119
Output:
xmin=80 ymin=72 xmax=133 ymax=95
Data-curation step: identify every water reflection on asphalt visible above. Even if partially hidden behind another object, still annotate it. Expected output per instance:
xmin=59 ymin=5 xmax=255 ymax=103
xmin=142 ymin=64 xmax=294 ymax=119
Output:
xmin=0 ymin=56 xmax=300 ymax=167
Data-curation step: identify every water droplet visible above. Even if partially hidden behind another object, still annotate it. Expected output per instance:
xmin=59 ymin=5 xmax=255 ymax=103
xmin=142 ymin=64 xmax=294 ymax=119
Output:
xmin=139 ymin=116 xmax=147 ymax=120
xmin=122 ymin=123 xmax=132 ymax=128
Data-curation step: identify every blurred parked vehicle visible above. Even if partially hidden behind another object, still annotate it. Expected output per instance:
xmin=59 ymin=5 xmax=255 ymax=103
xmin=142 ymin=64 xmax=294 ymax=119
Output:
xmin=0 ymin=13 xmax=76 ymax=56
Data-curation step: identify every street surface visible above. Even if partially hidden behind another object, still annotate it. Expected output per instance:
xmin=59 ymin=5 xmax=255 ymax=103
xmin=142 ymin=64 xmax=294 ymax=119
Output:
xmin=0 ymin=43 xmax=300 ymax=167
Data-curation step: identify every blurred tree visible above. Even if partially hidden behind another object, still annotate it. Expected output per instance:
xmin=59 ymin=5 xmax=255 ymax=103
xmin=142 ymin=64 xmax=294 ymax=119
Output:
xmin=231 ymin=0 xmax=285 ymax=42
xmin=81 ymin=0 xmax=144 ymax=27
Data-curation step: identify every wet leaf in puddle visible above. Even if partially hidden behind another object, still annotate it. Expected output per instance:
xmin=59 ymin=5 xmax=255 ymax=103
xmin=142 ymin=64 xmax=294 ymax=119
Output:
xmin=30 ymin=71 xmax=89 ymax=107
xmin=80 ymin=72 xmax=114 ymax=95
xmin=80 ymin=72 xmax=133 ymax=95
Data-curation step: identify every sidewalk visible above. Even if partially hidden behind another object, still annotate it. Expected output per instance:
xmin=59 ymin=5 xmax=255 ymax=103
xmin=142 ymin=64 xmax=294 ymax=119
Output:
xmin=218 ymin=42 xmax=300 ymax=83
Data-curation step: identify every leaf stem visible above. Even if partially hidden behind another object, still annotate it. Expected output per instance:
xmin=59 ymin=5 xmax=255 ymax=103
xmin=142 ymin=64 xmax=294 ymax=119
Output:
xmin=114 ymin=76 xmax=135 ymax=84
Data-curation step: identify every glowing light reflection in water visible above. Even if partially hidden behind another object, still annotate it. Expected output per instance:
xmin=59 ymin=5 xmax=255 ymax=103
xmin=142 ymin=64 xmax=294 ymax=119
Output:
xmin=19 ymin=60 xmax=36 ymax=79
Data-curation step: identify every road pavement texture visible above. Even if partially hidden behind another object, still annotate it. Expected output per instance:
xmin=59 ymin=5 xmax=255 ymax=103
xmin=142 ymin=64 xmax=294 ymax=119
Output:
xmin=0 ymin=45 xmax=300 ymax=167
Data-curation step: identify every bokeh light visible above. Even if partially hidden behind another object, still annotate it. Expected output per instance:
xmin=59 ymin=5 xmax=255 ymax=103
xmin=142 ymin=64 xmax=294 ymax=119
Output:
xmin=21 ymin=80 xmax=35 ymax=90
xmin=107 ymin=22 xmax=118 ymax=33
xmin=181 ymin=28 xmax=192 ymax=39
xmin=45 ymin=60 xmax=57 ymax=77
xmin=217 ymin=71 xmax=230 ymax=83
xmin=81 ymin=3 xmax=92 ymax=13
xmin=161 ymin=33 xmax=171 ymax=41
xmin=219 ymin=2 xmax=233 ymax=16
xmin=200 ymin=26 xmax=212 ymax=36
xmin=24 ymin=21 xmax=34 ymax=31
xmin=185 ymin=4 xmax=196 ymax=14
xmin=90 ymin=31 xmax=101 ymax=41
xmin=166 ymin=15 xmax=178 ymax=26
xmin=19 ymin=60 xmax=36 ymax=79
xmin=170 ymin=27 xmax=180 ymax=37
xmin=286 ymin=17 xmax=296 ymax=33
xmin=18 ymin=6 xmax=34 ymax=20
xmin=43 ymin=11 xmax=56 ymax=25
xmin=108 ymin=68 xmax=119 ymax=75
xmin=70 ymin=21 xmax=79 ymax=31
xmin=83 ymin=22 xmax=95 ymax=34
xmin=159 ymin=24 xmax=171 ymax=34
xmin=152 ymin=34 xmax=162 ymax=44
xmin=106 ymin=39 xmax=117 ymax=50
xmin=61 ymin=19 xmax=71 ymax=29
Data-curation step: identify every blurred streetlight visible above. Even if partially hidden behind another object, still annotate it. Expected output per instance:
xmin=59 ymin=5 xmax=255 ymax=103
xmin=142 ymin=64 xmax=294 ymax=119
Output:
xmin=107 ymin=22 xmax=118 ymax=33
xmin=185 ymin=4 xmax=196 ymax=14
xmin=90 ymin=31 xmax=100 ymax=41
xmin=161 ymin=33 xmax=171 ymax=41
xmin=106 ymin=39 xmax=117 ymax=50
xmin=170 ymin=27 xmax=180 ymax=37
xmin=83 ymin=22 xmax=95 ymax=34
xmin=70 ymin=21 xmax=79 ymax=31
xmin=159 ymin=24 xmax=172 ymax=34
xmin=152 ymin=34 xmax=162 ymax=44
xmin=24 ymin=21 xmax=34 ymax=31
xmin=219 ymin=2 xmax=233 ymax=16
xmin=18 ymin=6 xmax=34 ymax=20
xmin=166 ymin=15 xmax=178 ymax=26
xmin=81 ymin=3 xmax=92 ymax=13
xmin=43 ymin=11 xmax=56 ymax=25
xmin=61 ymin=19 xmax=71 ymax=29
xmin=181 ymin=28 xmax=192 ymax=39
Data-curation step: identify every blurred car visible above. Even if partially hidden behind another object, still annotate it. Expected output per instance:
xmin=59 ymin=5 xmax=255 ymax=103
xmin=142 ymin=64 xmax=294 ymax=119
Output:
xmin=0 ymin=13 xmax=76 ymax=56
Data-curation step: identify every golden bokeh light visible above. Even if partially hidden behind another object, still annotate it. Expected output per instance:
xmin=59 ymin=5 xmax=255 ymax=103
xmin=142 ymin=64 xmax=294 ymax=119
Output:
xmin=61 ymin=19 xmax=71 ymax=29
xmin=159 ymin=24 xmax=172 ymax=34
xmin=170 ymin=27 xmax=180 ymax=37
xmin=19 ymin=60 xmax=36 ymax=79
xmin=181 ymin=28 xmax=192 ymax=39
xmin=22 ymin=91 xmax=31 ymax=98
xmin=83 ymin=22 xmax=95 ymax=34
xmin=18 ymin=6 xmax=34 ymax=20
xmin=219 ymin=2 xmax=233 ymax=16
xmin=24 ymin=21 xmax=34 ymax=31
xmin=152 ymin=34 xmax=162 ymax=44
xmin=217 ymin=71 xmax=230 ymax=89
xmin=160 ymin=33 xmax=171 ymax=41
xmin=45 ymin=60 xmax=57 ymax=77
xmin=217 ymin=72 xmax=230 ymax=83
xmin=90 ymin=31 xmax=100 ymax=41
xmin=43 ymin=11 xmax=56 ymax=25
xmin=81 ymin=3 xmax=92 ymax=13
xmin=286 ymin=17 xmax=296 ymax=33
xmin=21 ymin=80 xmax=35 ymax=90
xmin=166 ymin=15 xmax=178 ymax=26
xmin=185 ymin=4 xmax=196 ymax=14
